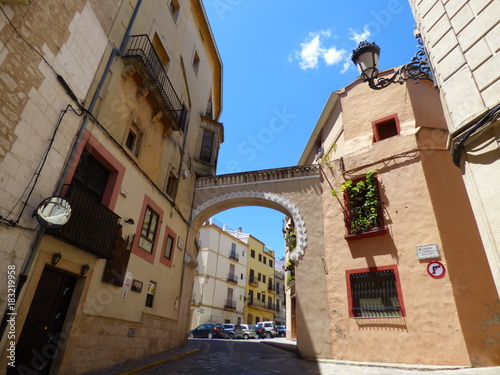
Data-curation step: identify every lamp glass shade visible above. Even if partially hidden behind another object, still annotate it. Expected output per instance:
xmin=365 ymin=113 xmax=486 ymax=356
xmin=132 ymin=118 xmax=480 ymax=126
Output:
xmin=351 ymin=41 xmax=380 ymax=81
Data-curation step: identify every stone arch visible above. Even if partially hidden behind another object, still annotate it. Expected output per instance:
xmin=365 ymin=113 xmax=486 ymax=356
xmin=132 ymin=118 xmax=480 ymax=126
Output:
xmin=191 ymin=190 xmax=306 ymax=260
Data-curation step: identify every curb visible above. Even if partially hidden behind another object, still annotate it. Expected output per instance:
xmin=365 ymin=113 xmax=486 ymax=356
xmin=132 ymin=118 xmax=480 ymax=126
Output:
xmin=118 ymin=349 xmax=201 ymax=375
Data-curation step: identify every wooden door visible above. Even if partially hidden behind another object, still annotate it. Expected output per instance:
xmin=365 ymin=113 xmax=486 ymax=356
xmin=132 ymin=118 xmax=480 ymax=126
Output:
xmin=8 ymin=268 xmax=76 ymax=375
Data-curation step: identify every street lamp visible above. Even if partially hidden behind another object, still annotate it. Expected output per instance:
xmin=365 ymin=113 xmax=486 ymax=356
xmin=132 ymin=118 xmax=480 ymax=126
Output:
xmin=351 ymin=32 xmax=434 ymax=90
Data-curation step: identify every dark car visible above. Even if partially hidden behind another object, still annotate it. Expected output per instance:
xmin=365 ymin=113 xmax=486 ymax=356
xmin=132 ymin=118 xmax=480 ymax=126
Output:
xmin=277 ymin=325 xmax=286 ymax=337
xmin=188 ymin=324 xmax=225 ymax=339
xmin=254 ymin=325 xmax=266 ymax=339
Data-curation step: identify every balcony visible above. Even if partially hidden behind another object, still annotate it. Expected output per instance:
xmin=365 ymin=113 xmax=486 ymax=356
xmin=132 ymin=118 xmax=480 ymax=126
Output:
xmin=224 ymin=300 xmax=236 ymax=310
xmin=227 ymin=273 xmax=238 ymax=284
xmin=249 ymin=275 xmax=259 ymax=287
xmin=122 ymin=34 xmax=188 ymax=132
xmin=267 ymin=283 xmax=276 ymax=294
xmin=47 ymin=184 xmax=120 ymax=259
xmin=248 ymin=299 xmax=275 ymax=312
xmin=229 ymin=250 xmax=239 ymax=262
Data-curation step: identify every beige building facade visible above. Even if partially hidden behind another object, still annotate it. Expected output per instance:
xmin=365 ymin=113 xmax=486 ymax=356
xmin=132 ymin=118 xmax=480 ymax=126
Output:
xmin=296 ymin=71 xmax=499 ymax=366
xmin=0 ymin=1 xmax=222 ymax=374
xmin=409 ymin=0 xmax=500 ymax=293
xmin=191 ymin=221 xmax=248 ymax=327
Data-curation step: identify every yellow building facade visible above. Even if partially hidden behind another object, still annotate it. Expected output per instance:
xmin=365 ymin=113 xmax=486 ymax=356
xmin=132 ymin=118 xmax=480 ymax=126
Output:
xmin=245 ymin=236 xmax=276 ymax=324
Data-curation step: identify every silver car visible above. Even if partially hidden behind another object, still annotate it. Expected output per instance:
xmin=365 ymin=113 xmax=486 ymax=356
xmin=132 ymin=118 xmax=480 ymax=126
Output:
xmin=227 ymin=324 xmax=256 ymax=339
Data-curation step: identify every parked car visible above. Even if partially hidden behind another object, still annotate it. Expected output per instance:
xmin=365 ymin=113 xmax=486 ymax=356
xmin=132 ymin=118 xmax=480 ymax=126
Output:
xmin=255 ymin=321 xmax=278 ymax=338
xmin=240 ymin=324 xmax=257 ymax=339
xmin=227 ymin=324 xmax=256 ymax=339
xmin=188 ymin=324 xmax=225 ymax=339
xmin=254 ymin=325 xmax=266 ymax=339
xmin=222 ymin=323 xmax=236 ymax=338
xmin=277 ymin=325 xmax=286 ymax=337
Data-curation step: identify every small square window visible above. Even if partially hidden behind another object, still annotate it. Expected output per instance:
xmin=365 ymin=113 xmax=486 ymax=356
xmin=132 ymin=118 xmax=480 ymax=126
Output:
xmin=192 ymin=50 xmax=200 ymax=74
xmin=165 ymin=169 xmax=178 ymax=198
xmin=372 ymin=114 xmax=400 ymax=142
xmin=145 ymin=281 xmax=156 ymax=308
xmin=124 ymin=120 xmax=142 ymax=157
xmin=169 ymin=0 xmax=180 ymax=21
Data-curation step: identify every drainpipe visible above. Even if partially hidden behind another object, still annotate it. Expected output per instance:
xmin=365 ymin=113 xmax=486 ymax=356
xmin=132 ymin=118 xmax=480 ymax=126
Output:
xmin=0 ymin=0 xmax=143 ymax=339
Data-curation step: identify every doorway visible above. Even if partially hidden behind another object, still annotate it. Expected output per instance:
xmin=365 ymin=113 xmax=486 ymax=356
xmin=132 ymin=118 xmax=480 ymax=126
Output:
xmin=8 ymin=268 xmax=77 ymax=375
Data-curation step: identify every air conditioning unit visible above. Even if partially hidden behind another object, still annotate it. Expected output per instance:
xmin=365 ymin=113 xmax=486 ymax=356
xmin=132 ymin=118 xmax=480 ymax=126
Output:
xmin=1 ymin=0 xmax=32 ymax=5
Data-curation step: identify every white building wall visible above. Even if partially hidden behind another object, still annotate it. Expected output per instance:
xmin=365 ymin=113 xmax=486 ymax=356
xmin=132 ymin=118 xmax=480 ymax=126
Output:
xmin=410 ymin=0 xmax=500 ymax=293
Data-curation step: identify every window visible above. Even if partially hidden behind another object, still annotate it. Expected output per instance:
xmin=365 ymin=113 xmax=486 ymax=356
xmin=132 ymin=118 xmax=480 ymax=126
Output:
xmin=372 ymin=114 xmax=400 ymax=142
xmin=138 ymin=206 xmax=159 ymax=253
xmin=145 ymin=281 xmax=156 ymax=308
xmin=258 ymin=272 xmax=262 ymax=282
xmin=342 ymin=170 xmax=384 ymax=237
xmin=125 ymin=126 xmax=142 ymax=157
xmin=269 ymin=260 xmax=273 ymax=268
xmin=152 ymin=33 xmax=170 ymax=70
xmin=72 ymin=149 xmax=110 ymax=202
xmin=251 ymin=250 xmax=255 ymax=258
xmin=257 ymin=292 xmax=261 ymax=300
xmin=263 ymin=275 xmax=266 ymax=283
xmin=165 ymin=168 xmax=178 ymax=198
xmin=169 ymin=0 xmax=180 ymax=21
xmin=192 ymin=50 xmax=200 ymax=74
xmin=346 ymin=266 xmax=405 ymax=318
xmin=164 ymin=234 xmax=174 ymax=260
xmin=262 ymin=256 xmax=266 ymax=264
xmin=258 ymin=254 xmax=262 ymax=262
xmin=199 ymin=129 xmax=215 ymax=163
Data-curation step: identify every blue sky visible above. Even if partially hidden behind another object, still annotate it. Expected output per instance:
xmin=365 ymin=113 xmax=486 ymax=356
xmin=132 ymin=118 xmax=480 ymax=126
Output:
xmin=201 ymin=0 xmax=419 ymax=259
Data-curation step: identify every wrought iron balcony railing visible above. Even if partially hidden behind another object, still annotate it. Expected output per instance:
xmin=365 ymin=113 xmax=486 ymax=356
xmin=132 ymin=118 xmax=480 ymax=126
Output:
xmin=224 ymin=300 xmax=236 ymax=310
xmin=249 ymin=275 xmax=259 ymax=286
xmin=123 ymin=34 xmax=188 ymax=131
xmin=227 ymin=273 xmax=238 ymax=284
xmin=229 ymin=250 xmax=239 ymax=262
xmin=47 ymin=184 xmax=120 ymax=259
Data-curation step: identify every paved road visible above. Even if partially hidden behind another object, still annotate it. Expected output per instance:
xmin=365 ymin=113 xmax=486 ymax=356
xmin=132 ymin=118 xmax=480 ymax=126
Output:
xmin=135 ymin=338 xmax=500 ymax=375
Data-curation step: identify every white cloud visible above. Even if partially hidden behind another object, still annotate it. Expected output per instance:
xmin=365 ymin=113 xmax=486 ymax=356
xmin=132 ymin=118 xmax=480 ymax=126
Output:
xmin=340 ymin=60 xmax=351 ymax=74
xmin=294 ymin=30 xmax=347 ymax=70
xmin=323 ymin=48 xmax=346 ymax=66
xmin=349 ymin=25 xmax=371 ymax=44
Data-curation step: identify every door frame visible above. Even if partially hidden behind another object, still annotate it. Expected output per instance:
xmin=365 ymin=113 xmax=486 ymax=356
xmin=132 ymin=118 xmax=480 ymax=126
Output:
xmin=1 ymin=247 xmax=92 ymax=374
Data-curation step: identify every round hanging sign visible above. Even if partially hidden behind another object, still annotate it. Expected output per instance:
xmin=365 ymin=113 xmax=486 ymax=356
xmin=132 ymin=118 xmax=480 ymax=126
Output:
xmin=427 ymin=261 xmax=446 ymax=279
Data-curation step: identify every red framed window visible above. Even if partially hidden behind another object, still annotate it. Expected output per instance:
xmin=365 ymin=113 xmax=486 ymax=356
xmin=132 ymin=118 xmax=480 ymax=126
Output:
xmin=346 ymin=265 xmax=405 ymax=318
xmin=160 ymin=225 xmax=177 ymax=268
xmin=132 ymin=195 xmax=163 ymax=264
xmin=342 ymin=170 xmax=385 ymax=238
xmin=138 ymin=206 xmax=159 ymax=253
xmin=372 ymin=114 xmax=400 ymax=142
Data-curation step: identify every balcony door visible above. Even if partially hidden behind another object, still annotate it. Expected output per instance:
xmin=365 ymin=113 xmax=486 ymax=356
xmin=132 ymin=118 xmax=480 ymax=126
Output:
xmin=72 ymin=149 xmax=110 ymax=202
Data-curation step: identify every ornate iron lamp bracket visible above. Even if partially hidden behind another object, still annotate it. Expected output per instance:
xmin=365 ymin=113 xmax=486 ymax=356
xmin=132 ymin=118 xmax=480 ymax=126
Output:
xmin=353 ymin=35 xmax=436 ymax=91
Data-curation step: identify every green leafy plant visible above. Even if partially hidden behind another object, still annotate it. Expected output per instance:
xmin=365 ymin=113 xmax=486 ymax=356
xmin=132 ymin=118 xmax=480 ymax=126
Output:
xmin=286 ymin=275 xmax=295 ymax=284
xmin=340 ymin=170 xmax=380 ymax=234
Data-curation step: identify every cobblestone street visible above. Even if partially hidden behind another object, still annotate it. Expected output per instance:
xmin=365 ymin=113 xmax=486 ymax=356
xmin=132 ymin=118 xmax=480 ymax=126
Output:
xmin=85 ymin=338 xmax=500 ymax=375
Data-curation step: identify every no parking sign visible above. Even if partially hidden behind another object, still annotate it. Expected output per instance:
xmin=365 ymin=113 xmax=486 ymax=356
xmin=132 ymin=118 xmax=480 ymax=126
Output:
xmin=427 ymin=261 xmax=446 ymax=279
